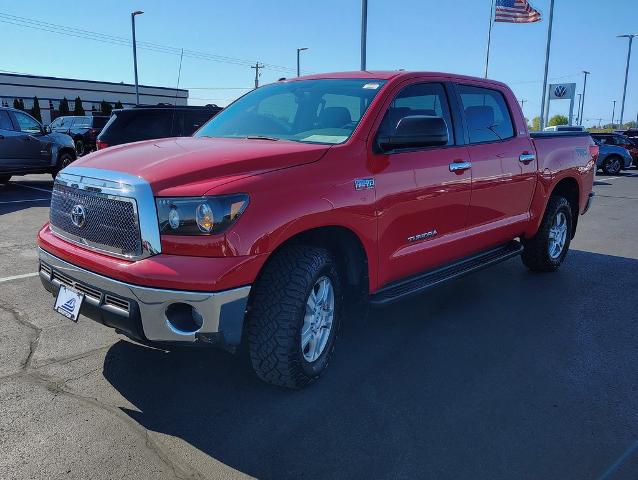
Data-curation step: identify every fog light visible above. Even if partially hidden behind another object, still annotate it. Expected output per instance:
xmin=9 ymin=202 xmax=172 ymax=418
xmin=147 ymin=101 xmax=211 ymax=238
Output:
xmin=165 ymin=303 xmax=203 ymax=334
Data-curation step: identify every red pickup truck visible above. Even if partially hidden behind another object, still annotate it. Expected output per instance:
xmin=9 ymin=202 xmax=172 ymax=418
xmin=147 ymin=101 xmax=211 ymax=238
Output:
xmin=38 ymin=71 xmax=597 ymax=388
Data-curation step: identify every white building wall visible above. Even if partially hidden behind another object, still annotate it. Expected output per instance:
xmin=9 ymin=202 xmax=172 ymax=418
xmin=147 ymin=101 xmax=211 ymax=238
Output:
xmin=0 ymin=73 xmax=188 ymax=124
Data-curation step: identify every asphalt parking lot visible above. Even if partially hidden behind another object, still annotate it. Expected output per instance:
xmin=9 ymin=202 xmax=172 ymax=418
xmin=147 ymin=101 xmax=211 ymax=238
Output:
xmin=1 ymin=170 xmax=638 ymax=480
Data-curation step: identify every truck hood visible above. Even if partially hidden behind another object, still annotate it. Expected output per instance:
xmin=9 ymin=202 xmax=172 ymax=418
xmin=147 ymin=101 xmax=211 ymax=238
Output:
xmin=73 ymin=137 xmax=331 ymax=196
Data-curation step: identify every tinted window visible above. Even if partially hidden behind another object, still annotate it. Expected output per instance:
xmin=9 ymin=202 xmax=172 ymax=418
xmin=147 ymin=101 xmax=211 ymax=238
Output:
xmin=14 ymin=111 xmax=41 ymax=134
xmin=50 ymin=117 xmax=63 ymax=129
xmin=91 ymin=117 xmax=109 ymax=128
xmin=196 ymin=79 xmax=386 ymax=145
xmin=457 ymin=85 xmax=514 ymax=143
xmin=0 ymin=111 xmax=13 ymax=130
xmin=116 ymin=111 xmax=173 ymax=140
xmin=377 ymin=82 xmax=454 ymax=145
xmin=178 ymin=112 xmax=215 ymax=136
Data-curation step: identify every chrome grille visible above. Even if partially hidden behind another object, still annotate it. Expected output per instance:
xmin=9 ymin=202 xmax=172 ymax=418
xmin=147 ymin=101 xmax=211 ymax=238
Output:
xmin=50 ymin=183 xmax=142 ymax=258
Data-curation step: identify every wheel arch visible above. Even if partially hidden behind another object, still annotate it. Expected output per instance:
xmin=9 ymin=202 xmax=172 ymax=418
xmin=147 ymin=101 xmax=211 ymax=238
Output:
xmin=549 ymin=176 xmax=580 ymax=238
xmin=254 ymin=225 xmax=371 ymax=296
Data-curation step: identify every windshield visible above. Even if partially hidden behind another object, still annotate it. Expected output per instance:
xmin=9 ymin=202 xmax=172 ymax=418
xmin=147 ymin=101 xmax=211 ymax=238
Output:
xmin=195 ymin=79 xmax=386 ymax=144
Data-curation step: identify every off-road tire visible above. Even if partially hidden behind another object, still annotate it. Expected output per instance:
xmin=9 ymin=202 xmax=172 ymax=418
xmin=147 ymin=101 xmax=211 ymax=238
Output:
xmin=521 ymin=195 xmax=573 ymax=272
xmin=0 ymin=175 xmax=11 ymax=184
xmin=247 ymin=245 xmax=342 ymax=389
xmin=602 ymin=155 xmax=623 ymax=175
xmin=52 ymin=152 xmax=75 ymax=179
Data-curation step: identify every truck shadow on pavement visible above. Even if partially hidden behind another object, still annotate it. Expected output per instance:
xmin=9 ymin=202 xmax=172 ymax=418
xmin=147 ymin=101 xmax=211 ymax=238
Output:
xmin=103 ymin=249 xmax=638 ymax=480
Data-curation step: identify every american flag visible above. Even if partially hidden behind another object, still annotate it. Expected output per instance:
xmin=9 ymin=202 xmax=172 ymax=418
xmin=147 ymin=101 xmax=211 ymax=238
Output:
xmin=494 ymin=0 xmax=541 ymax=23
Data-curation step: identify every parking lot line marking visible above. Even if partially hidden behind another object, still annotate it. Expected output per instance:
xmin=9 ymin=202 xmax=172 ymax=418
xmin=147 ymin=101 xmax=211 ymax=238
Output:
xmin=0 ymin=272 xmax=39 ymax=283
xmin=13 ymin=183 xmax=52 ymax=194
xmin=0 ymin=198 xmax=50 ymax=204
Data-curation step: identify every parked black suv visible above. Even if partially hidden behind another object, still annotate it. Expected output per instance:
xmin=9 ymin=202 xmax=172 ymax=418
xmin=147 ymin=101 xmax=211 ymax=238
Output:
xmin=0 ymin=107 xmax=76 ymax=183
xmin=48 ymin=115 xmax=109 ymax=156
xmin=96 ymin=105 xmax=222 ymax=150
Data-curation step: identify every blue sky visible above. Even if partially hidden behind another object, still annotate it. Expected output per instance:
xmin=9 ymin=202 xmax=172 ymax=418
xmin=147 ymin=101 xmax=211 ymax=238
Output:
xmin=0 ymin=0 xmax=636 ymax=127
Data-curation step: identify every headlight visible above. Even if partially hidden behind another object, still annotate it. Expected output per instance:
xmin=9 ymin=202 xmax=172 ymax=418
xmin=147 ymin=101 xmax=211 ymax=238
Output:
xmin=156 ymin=194 xmax=249 ymax=235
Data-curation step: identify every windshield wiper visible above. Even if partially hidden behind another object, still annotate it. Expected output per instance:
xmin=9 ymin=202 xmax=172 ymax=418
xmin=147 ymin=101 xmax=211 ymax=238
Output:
xmin=245 ymin=135 xmax=280 ymax=141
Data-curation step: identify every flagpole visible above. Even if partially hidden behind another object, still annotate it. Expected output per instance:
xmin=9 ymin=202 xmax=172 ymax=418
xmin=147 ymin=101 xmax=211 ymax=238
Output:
xmin=539 ymin=0 xmax=555 ymax=130
xmin=484 ymin=0 xmax=496 ymax=78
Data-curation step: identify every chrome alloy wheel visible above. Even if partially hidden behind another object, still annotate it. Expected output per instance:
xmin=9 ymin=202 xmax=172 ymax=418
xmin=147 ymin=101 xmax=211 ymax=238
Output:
xmin=301 ymin=276 xmax=335 ymax=363
xmin=548 ymin=211 xmax=568 ymax=260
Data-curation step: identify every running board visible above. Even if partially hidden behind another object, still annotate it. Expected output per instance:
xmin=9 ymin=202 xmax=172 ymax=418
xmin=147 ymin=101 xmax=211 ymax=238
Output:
xmin=370 ymin=241 xmax=523 ymax=305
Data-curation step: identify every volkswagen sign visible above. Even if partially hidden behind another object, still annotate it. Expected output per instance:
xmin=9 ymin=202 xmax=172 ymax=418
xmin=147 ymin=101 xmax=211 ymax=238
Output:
xmin=553 ymin=85 xmax=568 ymax=98
xmin=71 ymin=204 xmax=86 ymax=228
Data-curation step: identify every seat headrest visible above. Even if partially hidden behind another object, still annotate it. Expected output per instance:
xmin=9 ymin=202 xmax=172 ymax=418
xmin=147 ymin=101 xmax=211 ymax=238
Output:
xmin=465 ymin=106 xmax=495 ymax=130
xmin=318 ymin=107 xmax=352 ymax=129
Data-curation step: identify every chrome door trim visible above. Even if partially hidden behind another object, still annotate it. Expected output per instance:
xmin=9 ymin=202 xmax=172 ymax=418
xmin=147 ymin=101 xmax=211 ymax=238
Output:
xmin=519 ymin=153 xmax=536 ymax=163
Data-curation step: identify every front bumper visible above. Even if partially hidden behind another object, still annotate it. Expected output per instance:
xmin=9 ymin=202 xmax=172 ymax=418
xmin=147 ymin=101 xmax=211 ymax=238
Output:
xmin=38 ymin=247 xmax=250 ymax=346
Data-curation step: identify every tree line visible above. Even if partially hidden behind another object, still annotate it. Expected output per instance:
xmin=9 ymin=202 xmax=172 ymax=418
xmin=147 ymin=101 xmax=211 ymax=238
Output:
xmin=8 ymin=96 xmax=124 ymax=122
xmin=527 ymin=114 xmax=637 ymax=132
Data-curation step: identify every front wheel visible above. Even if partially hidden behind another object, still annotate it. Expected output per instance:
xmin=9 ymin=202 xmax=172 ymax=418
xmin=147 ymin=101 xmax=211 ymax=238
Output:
xmin=602 ymin=155 xmax=623 ymax=175
xmin=521 ymin=195 xmax=573 ymax=272
xmin=247 ymin=245 xmax=342 ymax=389
xmin=52 ymin=152 xmax=75 ymax=179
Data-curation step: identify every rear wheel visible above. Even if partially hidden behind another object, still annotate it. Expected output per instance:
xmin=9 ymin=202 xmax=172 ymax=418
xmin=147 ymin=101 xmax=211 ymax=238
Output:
xmin=0 ymin=175 xmax=11 ymax=184
xmin=602 ymin=155 xmax=623 ymax=175
xmin=74 ymin=139 xmax=85 ymax=156
xmin=52 ymin=152 xmax=75 ymax=179
xmin=521 ymin=195 xmax=573 ymax=272
xmin=247 ymin=245 xmax=342 ymax=389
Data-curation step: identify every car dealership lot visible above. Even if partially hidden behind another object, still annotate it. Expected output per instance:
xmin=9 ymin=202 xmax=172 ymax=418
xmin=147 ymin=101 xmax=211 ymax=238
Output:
xmin=1 ymin=171 xmax=638 ymax=480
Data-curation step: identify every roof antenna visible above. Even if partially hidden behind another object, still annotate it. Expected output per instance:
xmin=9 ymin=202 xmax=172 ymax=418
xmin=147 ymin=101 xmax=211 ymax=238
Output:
xmin=170 ymin=48 xmax=184 ymax=136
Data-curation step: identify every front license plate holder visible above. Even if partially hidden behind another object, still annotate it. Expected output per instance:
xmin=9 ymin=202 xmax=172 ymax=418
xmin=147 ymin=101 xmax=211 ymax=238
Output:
xmin=54 ymin=284 xmax=84 ymax=323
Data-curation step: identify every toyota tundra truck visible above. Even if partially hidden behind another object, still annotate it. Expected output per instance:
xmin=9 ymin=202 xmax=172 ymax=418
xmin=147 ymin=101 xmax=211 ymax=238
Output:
xmin=37 ymin=71 xmax=597 ymax=388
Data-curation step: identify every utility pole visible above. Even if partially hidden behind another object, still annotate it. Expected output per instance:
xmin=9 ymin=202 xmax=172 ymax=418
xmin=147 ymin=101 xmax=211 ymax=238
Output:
xmin=131 ymin=10 xmax=144 ymax=106
xmin=360 ymin=0 xmax=368 ymax=70
xmin=611 ymin=100 xmax=617 ymax=128
xmin=296 ymin=48 xmax=308 ymax=77
xmin=251 ymin=63 xmax=264 ymax=89
xmin=579 ymin=71 xmax=590 ymax=126
xmin=539 ymin=0 xmax=555 ymax=130
xmin=520 ymin=99 xmax=527 ymax=109
xmin=618 ymin=34 xmax=637 ymax=126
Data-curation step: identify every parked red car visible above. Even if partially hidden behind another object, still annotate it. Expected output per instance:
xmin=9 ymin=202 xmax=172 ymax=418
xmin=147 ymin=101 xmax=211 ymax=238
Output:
xmin=38 ymin=71 xmax=597 ymax=388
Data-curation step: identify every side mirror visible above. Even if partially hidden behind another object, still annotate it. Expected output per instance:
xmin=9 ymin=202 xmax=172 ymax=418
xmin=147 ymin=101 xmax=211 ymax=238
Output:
xmin=43 ymin=125 xmax=51 ymax=134
xmin=378 ymin=115 xmax=449 ymax=151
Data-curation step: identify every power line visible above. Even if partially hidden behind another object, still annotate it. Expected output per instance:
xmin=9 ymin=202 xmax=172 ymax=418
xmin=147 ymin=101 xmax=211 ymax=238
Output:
xmin=0 ymin=12 xmax=298 ymax=73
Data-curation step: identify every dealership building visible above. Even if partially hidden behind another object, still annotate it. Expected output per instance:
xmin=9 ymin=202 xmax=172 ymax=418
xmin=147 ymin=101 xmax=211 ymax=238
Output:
xmin=0 ymin=72 xmax=189 ymax=124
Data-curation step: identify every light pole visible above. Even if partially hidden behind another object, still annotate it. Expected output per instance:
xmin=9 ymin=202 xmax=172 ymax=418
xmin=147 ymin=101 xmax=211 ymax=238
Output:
xmin=618 ymin=34 xmax=637 ymax=126
xmin=579 ymin=71 xmax=590 ymax=126
xmin=360 ymin=0 xmax=368 ymax=70
xmin=612 ymin=100 xmax=617 ymax=128
xmin=575 ymin=93 xmax=582 ymax=125
xmin=296 ymin=48 xmax=308 ymax=77
xmin=131 ymin=10 xmax=144 ymax=106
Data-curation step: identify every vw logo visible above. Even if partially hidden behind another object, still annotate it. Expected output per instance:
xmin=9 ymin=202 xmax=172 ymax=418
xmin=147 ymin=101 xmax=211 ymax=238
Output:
xmin=554 ymin=85 xmax=568 ymax=98
xmin=71 ymin=204 xmax=86 ymax=228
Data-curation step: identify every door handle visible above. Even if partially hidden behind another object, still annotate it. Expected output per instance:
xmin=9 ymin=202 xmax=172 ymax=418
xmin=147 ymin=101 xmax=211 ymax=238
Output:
xmin=449 ymin=161 xmax=472 ymax=172
xmin=519 ymin=153 xmax=536 ymax=163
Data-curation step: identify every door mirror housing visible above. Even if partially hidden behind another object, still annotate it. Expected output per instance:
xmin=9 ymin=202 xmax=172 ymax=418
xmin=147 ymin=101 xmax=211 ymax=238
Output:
xmin=378 ymin=115 xmax=449 ymax=151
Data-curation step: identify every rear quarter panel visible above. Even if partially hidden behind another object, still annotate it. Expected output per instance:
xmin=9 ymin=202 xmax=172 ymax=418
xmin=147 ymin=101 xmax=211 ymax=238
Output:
xmin=527 ymin=133 xmax=596 ymax=237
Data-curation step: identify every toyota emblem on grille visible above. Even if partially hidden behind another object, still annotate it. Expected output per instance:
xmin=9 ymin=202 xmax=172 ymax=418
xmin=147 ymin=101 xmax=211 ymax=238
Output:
xmin=71 ymin=204 xmax=87 ymax=228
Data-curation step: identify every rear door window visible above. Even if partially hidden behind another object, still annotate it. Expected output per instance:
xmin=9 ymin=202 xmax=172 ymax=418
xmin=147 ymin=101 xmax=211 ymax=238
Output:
xmin=457 ymin=85 xmax=514 ymax=144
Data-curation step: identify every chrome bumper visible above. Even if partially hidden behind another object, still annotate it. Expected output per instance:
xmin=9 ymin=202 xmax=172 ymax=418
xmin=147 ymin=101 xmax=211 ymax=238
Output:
xmin=38 ymin=248 xmax=250 ymax=345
